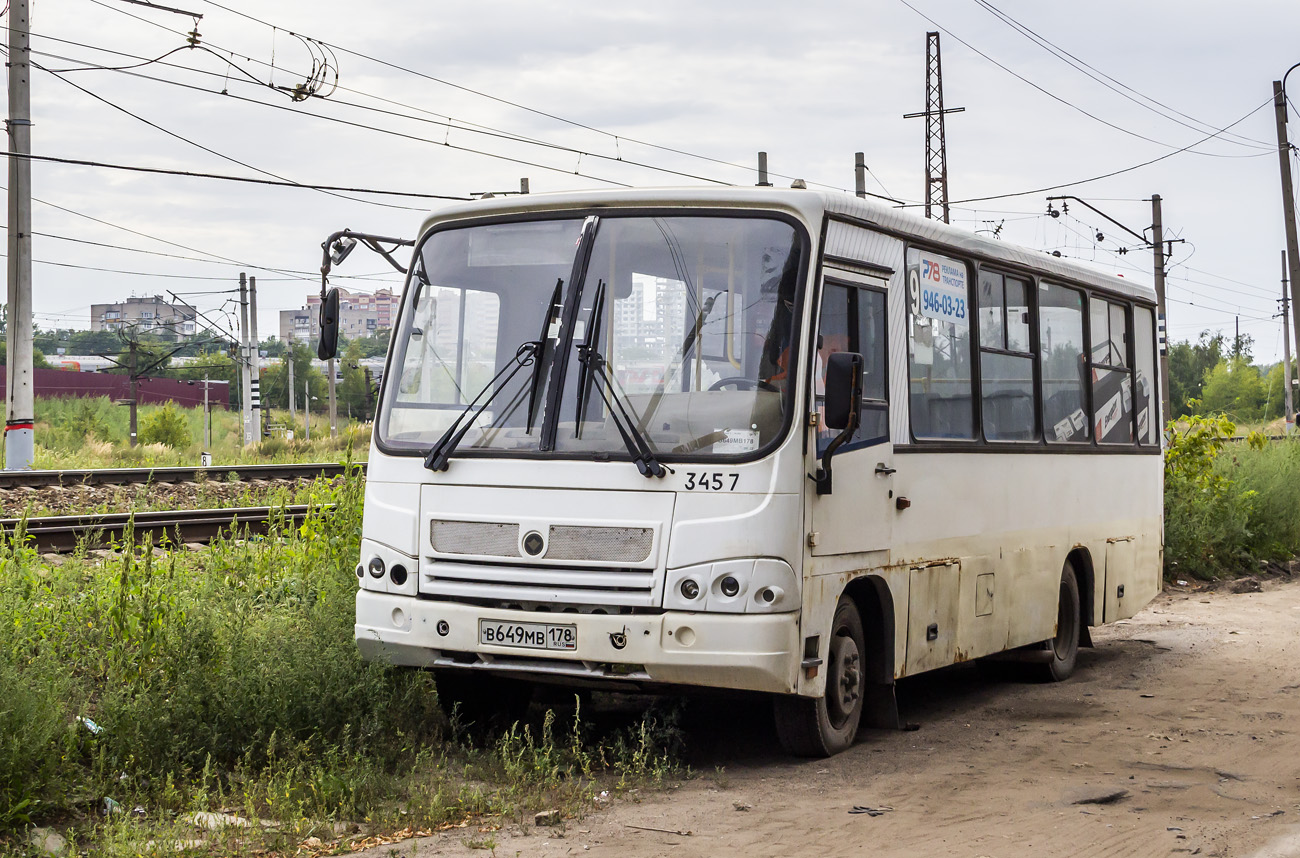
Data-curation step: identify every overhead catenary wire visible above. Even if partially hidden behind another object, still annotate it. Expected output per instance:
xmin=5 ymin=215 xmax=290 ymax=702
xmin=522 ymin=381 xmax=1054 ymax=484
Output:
xmin=30 ymin=58 xmax=431 ymax=212
xmin=970 ymin=0 xmax=1274 ymax=151
xmin=897 ymin=0 xmax=1271 ymax=159
xmin=944 ymin=98 xmax=1274 ymax=205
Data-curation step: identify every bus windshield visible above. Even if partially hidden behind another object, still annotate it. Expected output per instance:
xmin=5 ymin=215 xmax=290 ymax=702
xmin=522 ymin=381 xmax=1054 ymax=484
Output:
xmin=379 ymin=213 xmax=804 ymax=463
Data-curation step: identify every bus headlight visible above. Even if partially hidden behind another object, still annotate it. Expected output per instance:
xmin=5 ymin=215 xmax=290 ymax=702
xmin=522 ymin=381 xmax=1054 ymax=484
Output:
xmin=358 ymin=539 xmax=418 ymax=597
xmin=664 ymin=559 xmax=797 ymax=613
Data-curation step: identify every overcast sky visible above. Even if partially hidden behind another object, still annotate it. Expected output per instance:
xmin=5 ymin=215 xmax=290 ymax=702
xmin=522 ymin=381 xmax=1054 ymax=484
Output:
xmin=9 ymin=0 xmax=1300 ymax=362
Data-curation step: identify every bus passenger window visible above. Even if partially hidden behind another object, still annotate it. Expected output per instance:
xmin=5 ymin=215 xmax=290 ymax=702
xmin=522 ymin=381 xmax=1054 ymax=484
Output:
xmin=1132 ymin=305 xmax=1159 ymax=444
xmin=907 ymin=248 xmax=973 ymax=440
xmin=815 ymin=281 xmax=887 ymax=453
xmin=1039 ymin=282 xmax=1089 ymax=444
xmin=1090 ymin=296 xmax=1135 ymax=444
xmin=979 ymin=271 xmax=1037 ymax=441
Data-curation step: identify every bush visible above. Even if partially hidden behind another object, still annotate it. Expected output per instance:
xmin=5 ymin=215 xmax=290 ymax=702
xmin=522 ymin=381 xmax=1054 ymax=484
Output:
xmin=0 ymin=659 xmax=71 ymax=827
xmin=1163 ymin=415 xmax=1256 ymax=579
xmin=137 ymin=401 xmax=191 ymax=448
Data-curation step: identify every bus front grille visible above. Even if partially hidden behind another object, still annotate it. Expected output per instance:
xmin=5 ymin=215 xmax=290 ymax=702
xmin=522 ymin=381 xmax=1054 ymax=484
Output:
xmin=419 ymin=559 xmax=659 ymax=609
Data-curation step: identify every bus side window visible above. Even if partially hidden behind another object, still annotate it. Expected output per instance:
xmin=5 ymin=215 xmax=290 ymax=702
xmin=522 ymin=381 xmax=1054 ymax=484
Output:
xmin=1132 ymin=305 xmax=1159 ymax=444
xmin=1090 ymin=296 xmax=1135 ymax=444
xmin=816 ymin=281 xmax=887 ymax=454
xmin=907 ymin=248 xmax=973 ymax=440
xmin=1039 ymin=282 xmax=1090 ymax=444
xmin=979 ymin=271 xmax=1037 ymax=442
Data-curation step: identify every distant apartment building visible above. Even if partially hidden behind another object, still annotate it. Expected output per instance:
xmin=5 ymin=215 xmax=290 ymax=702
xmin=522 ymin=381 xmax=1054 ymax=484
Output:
xmin=90 ymin=295 xmax=197 ymax=340
xmin=279 ymin=288 xmax=402 ymax=344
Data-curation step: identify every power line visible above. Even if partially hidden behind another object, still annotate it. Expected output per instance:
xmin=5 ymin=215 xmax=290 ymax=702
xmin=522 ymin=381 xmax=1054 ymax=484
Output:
xmin=944 ymin=97 xmax=1273 ymax=205
xmin=31 ymin=57 xmax=430 ymax=212
xmin=970 ymin=0 xmax=1273 ymax=151
xmin=897 ymin=0 xmax=1271 ymax=159
xmin=0 ymin=149 xmax=474 ymax=199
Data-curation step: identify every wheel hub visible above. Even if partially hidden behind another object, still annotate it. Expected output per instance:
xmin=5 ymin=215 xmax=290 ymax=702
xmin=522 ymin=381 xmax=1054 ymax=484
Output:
xmin=828 ymin=634 xmax=862 ymax=727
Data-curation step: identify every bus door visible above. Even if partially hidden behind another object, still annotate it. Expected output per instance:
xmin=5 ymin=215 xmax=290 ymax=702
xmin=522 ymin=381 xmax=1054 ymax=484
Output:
xmin=809 ymin=270 xmax=893 ymax=558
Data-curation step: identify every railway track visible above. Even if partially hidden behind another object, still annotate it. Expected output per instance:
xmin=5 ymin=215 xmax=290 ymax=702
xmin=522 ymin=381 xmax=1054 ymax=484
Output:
xmin=0 ymin=504 xmax=320 ymax=554
xmin=0 ymin=461 xmax=364 ymax=490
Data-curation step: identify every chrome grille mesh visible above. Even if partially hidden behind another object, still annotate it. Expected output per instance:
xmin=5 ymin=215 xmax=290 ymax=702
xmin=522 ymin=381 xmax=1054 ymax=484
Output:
xmin=546 ymin=525 xmax=653 ymax=563
xmin=429 ymin=520 xmax=519 ymax=557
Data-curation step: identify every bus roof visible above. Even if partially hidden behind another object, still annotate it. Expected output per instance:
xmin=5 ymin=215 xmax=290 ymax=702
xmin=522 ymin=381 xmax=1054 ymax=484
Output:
xmin=417 ymin=187 xmax=1158 ymax=305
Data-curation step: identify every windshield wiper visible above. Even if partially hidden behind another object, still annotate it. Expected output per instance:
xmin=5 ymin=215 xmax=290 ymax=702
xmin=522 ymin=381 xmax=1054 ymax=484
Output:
xmin=527 ymin=279 xmax=564 ymax=433
xmin=574 ymin=285 xmax=668 ymax=479
xmin=424 ymin=341 xmax=540 ymax=472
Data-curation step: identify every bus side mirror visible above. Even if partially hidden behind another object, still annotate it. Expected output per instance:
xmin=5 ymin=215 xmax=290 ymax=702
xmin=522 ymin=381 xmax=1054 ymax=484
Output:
xmin=317 ymin=287 xmax=340 ymax=360
xmin=815 ymin=351 xmax=863 ymax=495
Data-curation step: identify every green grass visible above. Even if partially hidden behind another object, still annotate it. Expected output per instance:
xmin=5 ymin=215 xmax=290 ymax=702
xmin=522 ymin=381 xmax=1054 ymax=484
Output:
xmin=0 ymin=469 xmax=685 ymax=857
xmin=13 ymin=396 xmax=371 ymax=470
xmin=1164 ymin=418 xmax=1300 ymax=580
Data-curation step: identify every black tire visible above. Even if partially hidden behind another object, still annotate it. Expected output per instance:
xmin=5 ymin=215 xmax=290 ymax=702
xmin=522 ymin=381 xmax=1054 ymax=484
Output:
xmin=774 ymin=596 xmax=865 ymax=757
xmin=434 ymin=669 xmax=533 ymax=735
xmin=1037 ymin=561 xmax=1081 ymax=682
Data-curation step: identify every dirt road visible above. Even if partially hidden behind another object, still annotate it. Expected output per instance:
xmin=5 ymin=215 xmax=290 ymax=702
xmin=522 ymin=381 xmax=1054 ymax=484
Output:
xmin=396 ymin=576 xmax=1300 ymax=858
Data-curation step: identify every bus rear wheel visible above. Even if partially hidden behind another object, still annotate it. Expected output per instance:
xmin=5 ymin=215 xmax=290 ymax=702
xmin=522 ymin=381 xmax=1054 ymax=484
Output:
xmin=774 ymin=596 xmax=865 ymax=757
xmin=1037 ymin=561 xmax=1081 ymax=682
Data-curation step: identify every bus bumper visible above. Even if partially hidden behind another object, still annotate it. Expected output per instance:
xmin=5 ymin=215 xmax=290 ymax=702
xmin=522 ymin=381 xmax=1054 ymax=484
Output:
xmin=355 ymin=590 xmax=800 ymax=695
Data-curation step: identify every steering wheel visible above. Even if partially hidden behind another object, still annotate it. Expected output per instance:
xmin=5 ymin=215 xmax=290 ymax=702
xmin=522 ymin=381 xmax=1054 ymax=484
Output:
xmin=709 ymin=377 xmax=779 ymax=392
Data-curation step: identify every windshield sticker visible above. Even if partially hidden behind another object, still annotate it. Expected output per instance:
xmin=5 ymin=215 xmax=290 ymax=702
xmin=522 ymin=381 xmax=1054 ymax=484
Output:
xmin=1069 ymin=409 xmax=1087 ymax=432
xmin=911 ymin=252 xmax=968 ymax=326
xmin=1097 ymin=390 xmax=1124 ymax=438
xmin=712 ymin=427 xmax=760 ymax=454
xmin=1053 ymin=417 xmax=1074 ymax=442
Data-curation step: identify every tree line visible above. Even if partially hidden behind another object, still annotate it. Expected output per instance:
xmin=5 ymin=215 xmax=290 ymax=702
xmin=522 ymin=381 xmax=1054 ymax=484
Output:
xmin=1169 ymin=331 xmax=1293 ymax=424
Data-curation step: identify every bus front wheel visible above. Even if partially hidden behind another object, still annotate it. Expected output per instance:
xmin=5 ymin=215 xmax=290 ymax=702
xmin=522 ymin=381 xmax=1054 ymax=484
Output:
xmin=1037 ymin=561 xmax=1081 ymax=682
xmin=774 ymin=596 xmax=865 ymax=757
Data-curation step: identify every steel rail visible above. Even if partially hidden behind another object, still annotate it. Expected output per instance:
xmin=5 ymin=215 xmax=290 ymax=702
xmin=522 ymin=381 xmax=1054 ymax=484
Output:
xmin=0 ymin=504 xmax=323 ymax=553
xmin=0 ymin=461 xmax=365 ymax=490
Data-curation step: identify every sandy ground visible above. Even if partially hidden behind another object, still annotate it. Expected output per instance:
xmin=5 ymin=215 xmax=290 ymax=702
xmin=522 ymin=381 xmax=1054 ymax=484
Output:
xmin=377 ymin=576 xmax=1300 ymax=858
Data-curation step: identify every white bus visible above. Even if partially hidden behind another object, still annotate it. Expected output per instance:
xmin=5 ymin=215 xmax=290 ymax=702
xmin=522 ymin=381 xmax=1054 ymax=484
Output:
xmin=339 ymin=187 xmax=1163 ymax=757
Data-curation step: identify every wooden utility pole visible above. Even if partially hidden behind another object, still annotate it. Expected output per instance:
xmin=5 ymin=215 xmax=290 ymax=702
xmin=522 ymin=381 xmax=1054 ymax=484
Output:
xmin=1284 ymin=251 xmax=1294 ymax=430
xmin=1273 ymin=80 xmax=1300 ymax=386
xmin=4 ymin=0 xmax=34 ymax=470
xmin=1150 ymin=194 xmax=1173 ymax=428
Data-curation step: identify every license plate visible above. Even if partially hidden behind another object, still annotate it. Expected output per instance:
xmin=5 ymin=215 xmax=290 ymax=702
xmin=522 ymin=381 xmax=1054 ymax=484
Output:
xmin=479 ymin=619 xmax=577 ymax=651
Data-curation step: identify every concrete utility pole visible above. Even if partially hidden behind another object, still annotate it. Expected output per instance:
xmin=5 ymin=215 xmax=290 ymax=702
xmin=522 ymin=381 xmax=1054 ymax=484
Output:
xmin=202 ymin=374 xmax=211 ymax=448
xmin=1150 ymin=194 xmax=1173 ymax=428
xmin=127 ymin=340 xmax=139 ymax=447
xmin=4 ymin=0 xmax=34 ymax=470
xmin=328 ymin=356 xmax=337 ymax=437
xmin=1273 ymin=79 xmax=1300 ymax=386
xmin=1284 ymin=251 xmax=1294 ymax=431
xmin=249 ymin=275 xmax=261 ymax=440
xmin=304 ymin=376 xmax=311 ymax=441
xmin=287 ymin=351 xmax=295 ymax=436
xmin=238 ymin=273 xmax=252 ymax=446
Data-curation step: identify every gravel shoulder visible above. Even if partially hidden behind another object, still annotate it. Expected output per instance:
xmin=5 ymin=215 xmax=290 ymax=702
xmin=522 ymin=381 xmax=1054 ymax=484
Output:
xmin=387 ymin=575 xmax=1300 ymax=858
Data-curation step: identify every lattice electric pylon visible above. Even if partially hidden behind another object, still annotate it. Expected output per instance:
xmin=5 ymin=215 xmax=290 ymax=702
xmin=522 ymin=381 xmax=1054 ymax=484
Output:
xmin=903 ymin=32 xmax=964 ymax=224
